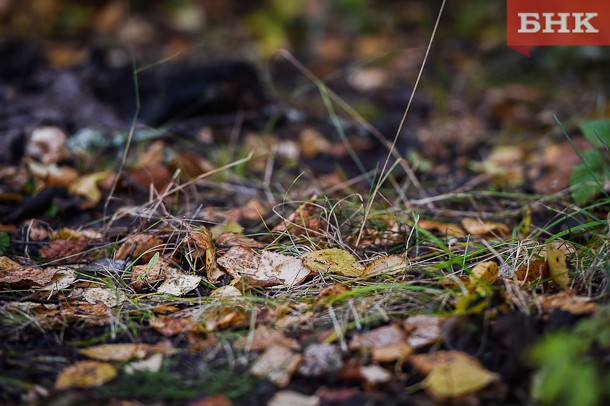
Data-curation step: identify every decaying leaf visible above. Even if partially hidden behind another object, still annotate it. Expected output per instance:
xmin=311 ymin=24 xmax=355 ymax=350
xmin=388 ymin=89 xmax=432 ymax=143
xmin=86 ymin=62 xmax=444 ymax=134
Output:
xmin=250 ymin=346 xmax=302 ymax=387
xmin=55 ymin=361 xmax=117 ymax=390
xmin=82 ymin=287 xmax=126 ymax=307
xmin=234 ymin=325 xmax=299 ymax=351
xmin=363 ymin=255 xmax=408 ymax=277
xmin=349 ymin=324 xmax=407 ymax=352
xmin=202 ymin=307 xmax=248 ymax=331
xmin=0 ymin=265 xmax=76 ymax=290
xmin=421 ymin=352 xmax=499 ymax=398
xmin=124 ymin=353 xmax=165 ymax=375
xmin=297 ymin=344 xmax=343 ymax=377
xmin=79 ymin=341 xmax=173 ymax=361
xmin=150 ymin=315 xmax=204 ymax=337
xmin=403 ymin=315 xmax=445 ymax=349
xmin=315 ymin=283 xmax=351 ymax=304
xmin=547 ymin=246 xmax=570 ymax=290
xmin=371 ymin=343 xmax=413 ymax=363
xmin=116 ymin=234 xmax=164 ymax=263
xmin=514 ymin=259 xmax=548 ymax=286
xmin=272 ymin=201 xmax=325 ymax=236
xmin=210 ymin=285 xmax=242 ymax=298
xmin=360 ymin=365 xmax=392 ymax=385
xmin=218 ymin=246 xmax=310 ymax=288
xmin=0 ymin=256 xmax=21 ymax=271
xmin=540 ymin=292 xmax=597 ymax=315
xmin=302 ymin=248 xmax=364 ymax=277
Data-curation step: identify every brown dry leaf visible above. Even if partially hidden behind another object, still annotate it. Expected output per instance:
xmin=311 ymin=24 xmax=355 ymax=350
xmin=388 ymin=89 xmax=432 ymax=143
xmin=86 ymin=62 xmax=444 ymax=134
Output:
xmin=127 ymin=162 xmax=172 ymax=193
xmin=514 ymin=259 xmax=548 ymax=286
xmin=410 ymin=351 xmax=475 ymax=375
xmin=547 ymin=246 xmax=570 ymax=290
xmin=273 ymin=201 xmax=324 ymax=236
xmin=39 ymin=238 xmax=89 ymax=262
xmin=116 ymin=234 xmax=164 ymax=263
xmin=315 ymin=283 xmax=351 ymax=304
xmin=302 ymin=248 xmax=364 ymax=278
xmin=268 ymin=391 xmax=320 ymax=406
xmin=130 ymin=256 xmax=201 ymax=295
xmin=235 ymin=325 xmax=299 ymax=351
xmin=0 ymin=265 xmax=75 ymax=290
xmin=156 ymin=267 xmax=202 ymax=296
xmin=299 ymin=127 xmax=332 ymax=159
xmin=349 ymin=324 xmax=407 ymax=351
xmin=470 ymin=146 xmax=525 ymax=188
xmin=79 ymin=341 xmax=173 ymax=362
xmin=403 ymin=315 xmax=445 ymax=349
xmin=135 ymin=140 xmax=164 ymax=168
xmin=417 ymin=219 xmax=465 ymax=237
xmin=540 ymin=292 xmax=597 ymax=315
xmin=298 ymin=344 xmax=343 ymax=377
xmin=171 ymin=150 xmax=214 ymax=179
xmin=56 ymin=302 xmax=112 ymax=326
xmin=204 ymin=307 xmax=248 ymax=331
xmin=185 ymin=228 xmax=224 ymax=283
xmin=125 ymin=352 xmax=165 ymax=375
xmin=150 ymin=315 xmax=204 ymax=337
xmin=363 ymin=255 xmax=408 ymax=277
xmin=250 ymin=346 xmax=302 ymax=387
xmin=27 ymin=161 xmax=78 ymax=188
xmin=224 ymin=198 xmax=268 ymax=222
xmin=68 ymin=171 xmax=111 ymax=208
xmin=421 ymin=352 xmax=499 ymax=398
xmin=54 ymin=361 xmax=117 ymax=390
xmin=461 ymin=218 xmax=510 ymax=238
xmin=371 ymin=343 xmax=413 ymax=364
xmin=218 ymin=246 xmax=310 ymax=288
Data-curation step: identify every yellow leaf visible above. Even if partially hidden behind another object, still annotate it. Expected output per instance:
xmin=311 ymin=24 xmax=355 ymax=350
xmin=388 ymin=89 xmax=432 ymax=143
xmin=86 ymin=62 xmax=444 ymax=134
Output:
xmin=547 ymin=246 xmax=569 ymax=290
xmin=468 ymin=261 xmax=499 ymax=293
xmin=55 ymin=361 xmax=117 ymax=390
xmin=68 ymin=171 xmax=110 ymax=208
xmin=422 ymin=354 xmax=498 ymax=398
xmin=302 ymin=248 xmax=364 ymax=277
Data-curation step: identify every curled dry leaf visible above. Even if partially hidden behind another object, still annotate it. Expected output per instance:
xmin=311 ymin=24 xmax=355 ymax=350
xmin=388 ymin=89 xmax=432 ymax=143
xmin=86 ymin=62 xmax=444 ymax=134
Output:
xmin=371 ymin=343 xmax=413 ymax=364
xmin=363 ymin=255 xmax=408 ymax=277
xmin=68 ymin=171 xmax=111 ymax=209
xmin=203 ymin=307 xmax=248 ymax=331
xmin=210 ymin=285 xmax=242 ymax=298
xmin=150 ymin=315 xmax=204 ymax=337
xmin=302 ymin=248 xmax=364 ymax=277
xmin=315 ymin=283 xmax=351 ymax=304
xmin=54 ymin=361 xmax=117 ymax=390
xmin=250 ymin=346 xmax=302 ymax=387
xmin=403 ymin=315 xmax=445 ymax=349
xmin=215 ymin=232 xmax=266 ymax=249
xmin=79 ymin=341 xmax=173 ymax=361
xmin=421 ymin=352 xmax=499 ymax=398
xmin=218 ymin=246 xmax=310 ymax=288
xmin=116 ymin=234 xmax=164 ymax=263
xmin=186 ymin=227 xmax=224 ymax=283
xmin=461 ymin=218 xmax=510 ymax=237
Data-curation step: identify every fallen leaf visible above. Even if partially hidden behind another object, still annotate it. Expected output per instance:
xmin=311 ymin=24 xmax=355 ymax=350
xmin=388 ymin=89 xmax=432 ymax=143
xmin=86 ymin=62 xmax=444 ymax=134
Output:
xmin=272 ymin=201 xmax=325 ymax=236
xmin=0 ymin=265 xmax=76 ymax=290
xmin=210 ymin=286 xmax=242 ymax=298
xmin=39 ymin=238 xmax=89 ymax=262
xmin=540 ymin=292 xmax=597 ymax=315
xmin=0 ymin=256 xmax=22 ymax=271
xmin=315 ymin=283 xmax=351 ymax=304
xmin=417 ymin=219 xmax=464 ymax=237
xmin=468 ymin=261 xmax=499 ymax=292
xmin=234 ymin=325 xmax=299 ymax=351
xmin=150 ymin=315 xmax=204 ymax=337
xmin=202 ymin=307 xmax=247 ymax=331
xmin=410 ymin=351 xmax=476 ymax=375
xmin=363 ymin=255 xmax=408 ymax=277
xmin=250 ymin=346 xmax=302 ymax=387
xmin=116 ymin=234 xmax=164 ymax=263
xmin=298 ymin=344 xmax=344 ymax=377
xmin=185 ymin=227 xmax=223 ymax=283
xmin=359 ymin=365 xmax=392 ymax=385
xmin=302 ymin=248 xmax=364 ymax=277
xmin=461 ymin=218 xmax=510 ymax=237
xmin=514 ymin=259 xmax=548 ymax=286
xmin=189 ymin=393 xmax=233 ymax=406
xmin=547 ymin=246 xmax=570 ymax=290
xmin=26 ymin=126 xmax=67 ymax=164
xmin=218 ymin=247 xmax=310 ymax=288
xmin=79 ymin=342 xmax=173 ymax=361
xmin=371 ymin=343 xmax=413 ymax=363
xmin=82 ymin=287 xmax=126 ymax=307
xmin=421 ymin=352 xmax=498 ymax=398
xmin=268 ymin=391 xmax=320 ymax=406
xmin=403 ymin=315 xmax=445 ymax=349
xmin=349 ymin=324 xmax=407 ymax=351
xmin=125 ymin=353 xmax=164 ymax=374
xmin=127 ymin=162 xmax=172 ymax=193
xmin=55 ymin=361 xmax=117 ymax=390
xmin=68 ymin=171 xmax=111 ymax=208
xmin=156 ymin=267 xmax=202 ymax=296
